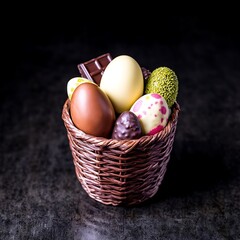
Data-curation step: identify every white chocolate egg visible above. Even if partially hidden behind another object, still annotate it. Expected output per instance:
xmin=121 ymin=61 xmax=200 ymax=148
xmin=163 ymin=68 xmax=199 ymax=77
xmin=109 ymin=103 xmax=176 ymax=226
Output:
xmin=67 ymin=77 xmax=95 ymax=100
xmin=130 ymin=93 xmax=170 ymax=135
xmin=100 ymin=55 xmax=144 ymax=113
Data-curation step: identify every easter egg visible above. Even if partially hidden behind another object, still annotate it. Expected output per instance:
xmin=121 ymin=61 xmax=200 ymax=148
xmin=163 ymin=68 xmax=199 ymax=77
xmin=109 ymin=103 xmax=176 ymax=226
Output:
xmin=111 ymin=111 xmax=142 ymax=140
xmin=67 ymin=77 xmax=95 ymax=100
xmin=70 ymin=82 xmax=116 ymax=138
xmin=100 ymin=55 xmax=144 ymax=113
xmin=145 ymin=67 xmax=179 ymax=108
xmin=130 ymin=93 xmax=170 ymax=135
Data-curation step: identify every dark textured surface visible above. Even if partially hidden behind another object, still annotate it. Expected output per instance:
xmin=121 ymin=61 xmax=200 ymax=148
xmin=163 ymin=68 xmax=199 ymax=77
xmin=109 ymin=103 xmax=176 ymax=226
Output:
xmin=1 ymin=15 xmax=240 ymax=239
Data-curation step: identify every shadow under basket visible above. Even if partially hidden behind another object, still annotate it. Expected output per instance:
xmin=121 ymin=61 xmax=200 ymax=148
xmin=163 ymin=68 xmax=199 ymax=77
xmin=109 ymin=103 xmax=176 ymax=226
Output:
xmin=62 ymin=99 xmax=180 ymax=206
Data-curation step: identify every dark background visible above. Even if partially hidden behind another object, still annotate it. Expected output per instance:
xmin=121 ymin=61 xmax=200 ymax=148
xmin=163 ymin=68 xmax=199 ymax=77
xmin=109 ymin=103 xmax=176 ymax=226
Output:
xmin=1 ymin=14 xmax=240 ymax=239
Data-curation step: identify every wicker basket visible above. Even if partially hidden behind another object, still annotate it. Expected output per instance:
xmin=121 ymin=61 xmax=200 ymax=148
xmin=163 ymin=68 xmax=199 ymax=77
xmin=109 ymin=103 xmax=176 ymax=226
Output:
xmin=62 ymin=96 xmax=180 ymax=206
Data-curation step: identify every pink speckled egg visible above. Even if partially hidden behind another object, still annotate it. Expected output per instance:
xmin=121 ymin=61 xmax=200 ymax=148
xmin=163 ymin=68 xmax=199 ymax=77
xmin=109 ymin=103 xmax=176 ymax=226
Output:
xmin=130 ymin=93 xmax=170 ymax=135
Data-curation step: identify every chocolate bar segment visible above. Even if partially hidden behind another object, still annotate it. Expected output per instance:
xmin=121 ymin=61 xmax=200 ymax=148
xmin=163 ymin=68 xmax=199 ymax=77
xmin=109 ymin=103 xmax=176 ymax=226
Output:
xmin=77 ymin=53 xmax=112 ymax=85
xmin=141 ymin=67 xmax=151 ymax=81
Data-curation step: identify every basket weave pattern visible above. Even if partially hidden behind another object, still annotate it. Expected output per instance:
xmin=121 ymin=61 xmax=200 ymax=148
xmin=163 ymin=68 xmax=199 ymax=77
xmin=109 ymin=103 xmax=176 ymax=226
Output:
xmin=62 ymin=99 xmax=180 ymax=206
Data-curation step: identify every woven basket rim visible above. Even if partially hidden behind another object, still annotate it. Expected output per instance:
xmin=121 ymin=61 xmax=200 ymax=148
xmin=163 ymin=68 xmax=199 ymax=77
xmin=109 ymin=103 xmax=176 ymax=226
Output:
xmin=62 ymin=98 xmax=180 ymax=145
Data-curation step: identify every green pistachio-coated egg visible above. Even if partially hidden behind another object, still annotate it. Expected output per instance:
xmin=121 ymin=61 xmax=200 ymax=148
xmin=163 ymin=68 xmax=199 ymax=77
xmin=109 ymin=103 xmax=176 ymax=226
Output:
xmin=144 ymin=67 xmax=178 ymax=108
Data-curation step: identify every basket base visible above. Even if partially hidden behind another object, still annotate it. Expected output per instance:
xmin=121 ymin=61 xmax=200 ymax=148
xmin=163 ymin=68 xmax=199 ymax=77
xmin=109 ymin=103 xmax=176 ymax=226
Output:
xmin=75 ymin=162 xmax=169 ymax=206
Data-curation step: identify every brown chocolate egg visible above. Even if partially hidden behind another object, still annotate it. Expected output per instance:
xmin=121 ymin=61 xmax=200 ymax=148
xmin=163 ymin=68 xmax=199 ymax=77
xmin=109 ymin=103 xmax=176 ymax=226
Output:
xmin=112 ymin=111 xmax=142 ymax=140
xmin=70 ymin=82 xmax=116 ymax=138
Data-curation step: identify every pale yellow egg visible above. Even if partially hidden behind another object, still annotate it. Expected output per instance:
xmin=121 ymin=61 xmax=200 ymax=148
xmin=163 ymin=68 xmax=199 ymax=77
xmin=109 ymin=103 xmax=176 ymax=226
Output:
xmin=100 ymin=55 xmax=144 ymax=113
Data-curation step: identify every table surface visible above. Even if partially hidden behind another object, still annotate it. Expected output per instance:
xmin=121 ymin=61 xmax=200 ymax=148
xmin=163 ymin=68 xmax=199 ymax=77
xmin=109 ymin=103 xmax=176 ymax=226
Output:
xmin=1 ymin=16 xmax=240 ymax=239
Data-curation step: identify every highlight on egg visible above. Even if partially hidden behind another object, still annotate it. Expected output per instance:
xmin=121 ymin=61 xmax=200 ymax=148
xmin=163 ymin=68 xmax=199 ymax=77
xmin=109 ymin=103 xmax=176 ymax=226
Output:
xmin=100 ymin=55 xmax=144 ymax=114
xmin=70 ymin=82 xmax=116 ymax=138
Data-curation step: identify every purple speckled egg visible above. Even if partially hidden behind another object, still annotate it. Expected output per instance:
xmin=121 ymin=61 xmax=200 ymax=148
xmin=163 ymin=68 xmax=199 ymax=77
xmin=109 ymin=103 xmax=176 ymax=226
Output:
xmin=130 ymin=93 xmax=170 ymax=135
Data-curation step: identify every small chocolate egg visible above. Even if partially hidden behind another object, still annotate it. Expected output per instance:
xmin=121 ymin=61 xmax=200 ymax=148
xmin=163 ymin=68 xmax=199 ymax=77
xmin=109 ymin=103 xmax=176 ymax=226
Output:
xmin=70 ymin=82 xmax=116 ymax=138
xmin=130 ymin=93 xmax=170 ymax=135
xmin=112 ymin=111 xmax=142 ymax=140
xmin=67 ymin=77 xmax=95 ymax=100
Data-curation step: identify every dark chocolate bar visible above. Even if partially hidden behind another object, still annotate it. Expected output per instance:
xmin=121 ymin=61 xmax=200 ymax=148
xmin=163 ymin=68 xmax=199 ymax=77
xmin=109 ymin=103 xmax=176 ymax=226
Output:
xmin=77 ymin=53 xmax=112 ymax=85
